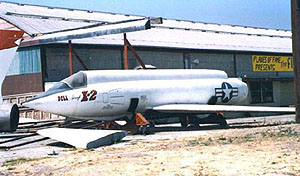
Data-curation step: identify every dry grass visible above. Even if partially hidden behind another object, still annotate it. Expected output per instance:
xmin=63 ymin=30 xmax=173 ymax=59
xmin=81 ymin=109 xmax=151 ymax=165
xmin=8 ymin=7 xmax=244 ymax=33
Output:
xmin=1 ymin=123 xmax=299 ymax=176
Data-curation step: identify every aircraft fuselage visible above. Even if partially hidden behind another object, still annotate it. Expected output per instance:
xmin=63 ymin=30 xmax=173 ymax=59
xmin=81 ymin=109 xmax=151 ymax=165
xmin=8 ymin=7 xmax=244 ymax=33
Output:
xmin=23 ymin=75 xmax=248 ymax=121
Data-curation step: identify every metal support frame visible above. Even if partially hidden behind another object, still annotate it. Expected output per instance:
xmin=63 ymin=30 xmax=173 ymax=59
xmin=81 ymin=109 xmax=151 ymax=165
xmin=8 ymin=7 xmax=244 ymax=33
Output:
xmin=68 ymin=40 xmax=89 ymax=75
xmin=72 ymin=47 xmax=89 ymax=70
xmin=291 ymin=0 xmax=300 ymax=123
xmin=123 ymin=33 xmax=146 ymax=69
xmin=124 ymin=33 xmax=128 ymax=70
xmin=69 ymin=33 xmax=145 ymax=73
xmin=68 ymin=40 xmax=73 ymax=75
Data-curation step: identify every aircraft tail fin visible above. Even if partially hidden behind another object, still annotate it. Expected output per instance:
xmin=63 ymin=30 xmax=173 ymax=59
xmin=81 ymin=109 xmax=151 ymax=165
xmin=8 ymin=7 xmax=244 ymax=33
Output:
xmin=0 ymin=30 xmax=24 ymax=102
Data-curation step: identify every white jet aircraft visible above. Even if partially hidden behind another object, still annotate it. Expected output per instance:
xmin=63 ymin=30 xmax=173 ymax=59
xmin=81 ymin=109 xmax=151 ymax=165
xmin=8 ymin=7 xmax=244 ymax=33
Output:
xmin=22 ymin=69 xmax=295 ymax=130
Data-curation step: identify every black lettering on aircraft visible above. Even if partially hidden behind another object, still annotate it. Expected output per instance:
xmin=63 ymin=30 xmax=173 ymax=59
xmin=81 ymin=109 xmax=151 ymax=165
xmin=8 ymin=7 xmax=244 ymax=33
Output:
xmin=58 ymin=95 xmax=68 ymax=102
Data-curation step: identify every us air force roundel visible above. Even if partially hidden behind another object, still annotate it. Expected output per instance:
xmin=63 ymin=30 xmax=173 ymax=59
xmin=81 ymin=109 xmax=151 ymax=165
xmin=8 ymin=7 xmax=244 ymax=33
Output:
xmin=215 ymin=82 xmax=238 ymax=103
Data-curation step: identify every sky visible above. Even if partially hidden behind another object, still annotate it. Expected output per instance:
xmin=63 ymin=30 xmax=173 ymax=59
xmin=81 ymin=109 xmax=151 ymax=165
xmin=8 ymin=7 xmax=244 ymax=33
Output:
xmin=2 ymin=0 xmax=291 ymax=30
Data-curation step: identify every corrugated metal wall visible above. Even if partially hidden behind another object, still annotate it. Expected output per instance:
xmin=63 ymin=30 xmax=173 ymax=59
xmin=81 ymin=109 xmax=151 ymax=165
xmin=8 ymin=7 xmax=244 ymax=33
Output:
xmin=44 ymin=46 xmax=122 ymax=82
xmin=2 ymin=73 xmax=43 ymax=96
xmin=127 ymin=50 xmax=184 ymax=69
xmin=190 ymin=53 xmax=235 ymax=76
xmin=7 ymin=47 xmax=41 ymax=76
xmin=43 ymin=46 xmax=185 ymax=82
xmin=2 ymin=46 xmax=43 ymax=96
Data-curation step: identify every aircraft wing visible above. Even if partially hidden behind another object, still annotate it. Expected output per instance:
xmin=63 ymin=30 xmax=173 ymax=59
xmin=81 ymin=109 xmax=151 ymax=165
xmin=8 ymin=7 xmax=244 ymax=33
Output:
xmin=152 ymin=104 xmax=295 ymax=113
xmin=36 ymin=19 xmax=151 ymax=44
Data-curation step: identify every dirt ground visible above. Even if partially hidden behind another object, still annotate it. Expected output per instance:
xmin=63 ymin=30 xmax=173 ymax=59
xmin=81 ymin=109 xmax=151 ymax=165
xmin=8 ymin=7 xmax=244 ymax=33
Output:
xmin=0 ymin=116 xmax=300 ymax=176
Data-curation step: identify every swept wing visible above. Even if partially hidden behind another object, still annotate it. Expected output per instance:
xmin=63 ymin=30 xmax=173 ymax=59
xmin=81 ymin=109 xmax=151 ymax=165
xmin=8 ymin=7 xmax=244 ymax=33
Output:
xmin=153 ymin=104 xmax=295 ymax=113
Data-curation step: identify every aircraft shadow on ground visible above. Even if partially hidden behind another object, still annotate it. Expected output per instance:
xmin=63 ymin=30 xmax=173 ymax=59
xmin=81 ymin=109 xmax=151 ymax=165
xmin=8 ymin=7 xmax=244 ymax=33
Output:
xmin=146 ymin=121 xmax=286 ymax=133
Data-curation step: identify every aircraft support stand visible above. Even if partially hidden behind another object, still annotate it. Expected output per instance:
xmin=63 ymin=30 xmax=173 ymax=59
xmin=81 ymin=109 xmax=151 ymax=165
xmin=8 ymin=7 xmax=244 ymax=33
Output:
xmin=104 ymin=113 xmax=150 ymax=135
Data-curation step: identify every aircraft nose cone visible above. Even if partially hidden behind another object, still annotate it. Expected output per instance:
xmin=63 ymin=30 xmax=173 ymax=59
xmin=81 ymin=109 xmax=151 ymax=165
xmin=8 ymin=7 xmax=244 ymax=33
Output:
xmin=21 ymin=91 xmax=51 ymax=108
xmin=21 ymin=100 xmax=32 ymax=108
xmin=21 ymin=96 xmax=41 ymax=109
xmin=21 ymin=99 xmax=32 ymax=106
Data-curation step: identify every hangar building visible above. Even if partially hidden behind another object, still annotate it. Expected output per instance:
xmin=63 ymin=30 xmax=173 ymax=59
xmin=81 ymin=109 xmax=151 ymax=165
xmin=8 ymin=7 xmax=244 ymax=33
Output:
xmin=0 ymin=2 xmax=294 ymax=111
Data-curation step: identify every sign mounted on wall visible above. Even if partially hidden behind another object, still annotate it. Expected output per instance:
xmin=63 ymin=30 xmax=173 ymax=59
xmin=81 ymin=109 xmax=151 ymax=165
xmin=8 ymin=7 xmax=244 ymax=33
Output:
xmin=252 ymin=55 xmax=293 ymax=72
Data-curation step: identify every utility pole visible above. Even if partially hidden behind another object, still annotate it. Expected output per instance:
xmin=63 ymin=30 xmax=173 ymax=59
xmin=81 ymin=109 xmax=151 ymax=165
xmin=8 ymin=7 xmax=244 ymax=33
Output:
xmin=291 ymin=0 xmax=300 ymax=123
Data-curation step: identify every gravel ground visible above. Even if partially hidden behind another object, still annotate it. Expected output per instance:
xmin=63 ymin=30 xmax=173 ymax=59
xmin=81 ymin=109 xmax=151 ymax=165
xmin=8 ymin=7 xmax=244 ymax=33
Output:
xmin=0 ymin=114 xmax=299 ymax=176
xmin=0 ymin=118 xmax=72 ymax=166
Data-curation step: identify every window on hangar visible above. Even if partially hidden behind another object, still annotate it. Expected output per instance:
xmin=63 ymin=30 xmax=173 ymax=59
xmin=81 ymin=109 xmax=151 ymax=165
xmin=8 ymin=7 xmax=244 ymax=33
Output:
xmin=249 ymin=81 xmax=273 ymax=104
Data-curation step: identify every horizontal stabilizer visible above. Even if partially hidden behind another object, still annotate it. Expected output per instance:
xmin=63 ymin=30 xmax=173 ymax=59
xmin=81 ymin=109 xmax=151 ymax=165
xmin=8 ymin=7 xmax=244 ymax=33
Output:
xmin=153 ymin=104 xmax=295 ymax=113
xmin=37 ymin=128 xmax=127 ymax=149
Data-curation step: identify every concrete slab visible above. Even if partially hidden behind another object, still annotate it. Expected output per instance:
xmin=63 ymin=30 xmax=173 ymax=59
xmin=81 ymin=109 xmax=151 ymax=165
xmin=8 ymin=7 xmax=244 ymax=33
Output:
xmin=37 ymin=128 xmax=127 ymax=149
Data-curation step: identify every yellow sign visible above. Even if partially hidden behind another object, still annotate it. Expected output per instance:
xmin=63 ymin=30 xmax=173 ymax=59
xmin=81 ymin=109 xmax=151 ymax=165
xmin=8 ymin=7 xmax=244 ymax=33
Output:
xmin=252 ymin=55 xmax=293 ymax=72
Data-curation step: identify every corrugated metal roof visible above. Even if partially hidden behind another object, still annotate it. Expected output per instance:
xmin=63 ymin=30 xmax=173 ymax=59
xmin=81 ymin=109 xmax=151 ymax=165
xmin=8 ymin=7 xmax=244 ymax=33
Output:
xmin=0 ymin=2 xmax=143 ymax=23
xmin=64 ymin=28 xmax=292 ymax=53
xmin=0 ymin=2 xmax=144 ymax=35
xmin=0 ymin=1 xmax=292 ymax=53
xmin=154 ymin=19 xmax=291 ymax=38
xmin=0 ymin=15 xmax=97 ymax=35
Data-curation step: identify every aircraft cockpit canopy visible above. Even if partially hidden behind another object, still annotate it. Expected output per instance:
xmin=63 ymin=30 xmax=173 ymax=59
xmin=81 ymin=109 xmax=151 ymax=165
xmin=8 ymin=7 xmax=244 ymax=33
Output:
xmin=61 ymin=71 xmax=87 ymax=89
xmin=28 ymin=72 xmax=87 ymax=101
xmin=47 ymin=71 xmax=87 ymax=94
